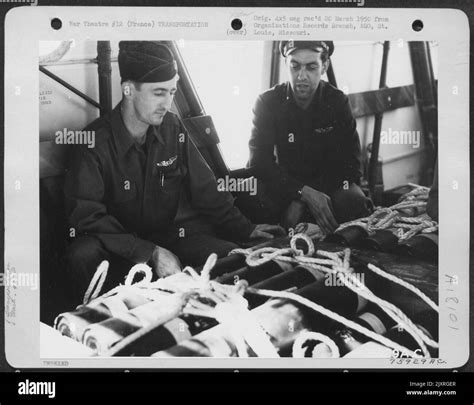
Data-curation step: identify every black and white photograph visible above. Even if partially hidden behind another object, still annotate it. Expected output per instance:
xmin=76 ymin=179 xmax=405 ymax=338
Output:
xmin=37 ymin=38 xmax=441 ymax=359
xmin=2 ymin=2 xmax=473 ymax=401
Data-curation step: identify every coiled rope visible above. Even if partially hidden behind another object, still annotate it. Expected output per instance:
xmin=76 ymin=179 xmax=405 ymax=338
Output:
xmin=335 ymin=184 xmax=438 ymax=241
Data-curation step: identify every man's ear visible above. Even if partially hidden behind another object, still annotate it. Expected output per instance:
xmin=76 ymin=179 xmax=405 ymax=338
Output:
xmin=321 ymin=59 xmax=330 ymax=76
xmin=122 ymin=81 xmax=132 ymax=97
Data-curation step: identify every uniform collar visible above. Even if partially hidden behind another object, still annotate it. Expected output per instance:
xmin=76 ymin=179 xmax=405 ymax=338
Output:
xmin=285 ymin=80 xmax=324 ymax=111
xmin=111 ymin=102 xmax=164 ymax=157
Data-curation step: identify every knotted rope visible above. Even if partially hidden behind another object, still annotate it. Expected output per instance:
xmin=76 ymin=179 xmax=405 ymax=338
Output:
xmin=86 ymin=254 xmax=276 ymax=357
xmin=83 ymin=231 xmax=438 ymax=358
xmin=335 ymin=184 xmax=438 ymax=241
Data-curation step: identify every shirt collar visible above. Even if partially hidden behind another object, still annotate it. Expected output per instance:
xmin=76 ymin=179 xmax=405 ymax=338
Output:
xmin=285 ymin=81 xmax=324 ymax=111
xmin=111 ymin=102 xmax=164 ymax=157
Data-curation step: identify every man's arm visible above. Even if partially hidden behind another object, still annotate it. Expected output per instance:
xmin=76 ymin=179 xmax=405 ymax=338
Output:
xmin=325 ymin=94 xmax=363 ymax=191
xmin=300 ymin=94 xmax=361 ymax=234
xmin=65 ymin=145 xmax=156 ymax=263
xmin=183 ymin=130 xmax=256 ymax=242
xmin=248 ymin=94 xmax=304 ymax=202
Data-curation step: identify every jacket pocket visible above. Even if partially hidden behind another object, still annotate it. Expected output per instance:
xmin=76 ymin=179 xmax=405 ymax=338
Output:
xmin=153 ymin=159 xmax=183 ymax=213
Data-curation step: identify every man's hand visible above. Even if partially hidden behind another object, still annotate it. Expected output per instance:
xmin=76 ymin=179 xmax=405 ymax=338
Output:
xmin=249 ymin=224 xmax=286 ymax=240
xmin=300 ymin=185 xmax=338 ymax=234
xmin=150 ymin=246 xmax=182 ymax=278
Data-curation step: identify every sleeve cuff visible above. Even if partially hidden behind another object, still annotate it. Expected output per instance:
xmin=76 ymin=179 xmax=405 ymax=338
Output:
xmin=129 ymin=237 xmax=156 ymax=263
xmin=218 ymin=213 xmax=257 ymax=243
xmin=232 ymin=218 xmax=257 ymax=242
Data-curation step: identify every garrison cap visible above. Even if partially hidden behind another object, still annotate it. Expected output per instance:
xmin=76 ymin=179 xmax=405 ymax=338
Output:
xmin=280 ymin=40 xmax=335 ymax=58
xmin=118 ymin=41 xmax=178 ymax=83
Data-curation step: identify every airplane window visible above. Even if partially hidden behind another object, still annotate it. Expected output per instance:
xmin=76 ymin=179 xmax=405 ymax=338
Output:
xmin=428 ymin=41 xmax=438 ymax=80
xmin=178 ymin=41 xmax=267 ymax=170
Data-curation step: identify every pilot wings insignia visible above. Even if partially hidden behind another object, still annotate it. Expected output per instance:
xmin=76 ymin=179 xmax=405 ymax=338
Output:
xmin=156 ymin=155 xmax=177 ymax=167
xmin=314 ymin=126 xmax=334 ymax=135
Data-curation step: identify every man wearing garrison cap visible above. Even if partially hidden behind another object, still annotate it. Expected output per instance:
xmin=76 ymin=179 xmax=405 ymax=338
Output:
xmin=64 ymin=41 xmax=282 ymax=306
xmin=248 ymin=40 xmax=373 ymax=234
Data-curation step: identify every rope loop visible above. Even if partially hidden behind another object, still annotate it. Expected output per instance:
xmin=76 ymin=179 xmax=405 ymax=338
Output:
xmin=83 ymin=260 xmax=109 ymax=305
xmin=124 ymin=263 xmax=153 ymax=286
xmin=290 ymin=232 xmax=315 ymax=257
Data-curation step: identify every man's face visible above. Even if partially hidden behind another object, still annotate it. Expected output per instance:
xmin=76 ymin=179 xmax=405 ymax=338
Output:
xmin=130 ymin=75 xmax=178 ymax=126
xmin=286 ymin=49 xmax=328 ymax=105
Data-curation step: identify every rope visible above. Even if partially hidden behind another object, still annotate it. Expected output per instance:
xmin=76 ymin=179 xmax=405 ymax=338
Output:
xmin=290 ymin=233 xmax=316 ymax=256
xmin=124 ymin=263 xmax=153 ymax=286
xmin=367 ymin=264 xmax=438 ymax=312
xmin=213 ymin=296 xmax=280 ymax=358
xmin=228 ymin=247 xmax=252 ymax=257
xmin=100 ymin=256 xmax=229 ymax=356
xmin=237 ymin=234 xmax=438 ymax=357
xmin=406 ymin=183 xmax=430 ymax=195
xmin=96 ymin=254 xmax=277 ymax=358
xmin=83 ymin=261 xmax=160 ymax=306
xmin=180 ymin=255 xmax=278 ymax=357
xmin=83 ymin=260 xmax=109 ymax=305
xmin=302 ymin=260 xmax=435 ymax=356
xmin=248 ymin=287 xmax=424 ymax=359
xmin=335 ymin=184 xmax=438 ymax=241
xmin=85 ymin=229 xmax=438 ymax=359
xmin=103 ymin=291 xmax=195 ymax=357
